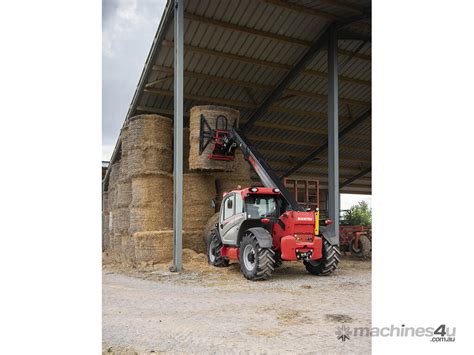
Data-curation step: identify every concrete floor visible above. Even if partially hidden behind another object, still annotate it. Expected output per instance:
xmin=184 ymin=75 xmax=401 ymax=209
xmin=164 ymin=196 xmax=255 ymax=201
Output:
xmin=103 ymin=255 xmax=371 ymax=354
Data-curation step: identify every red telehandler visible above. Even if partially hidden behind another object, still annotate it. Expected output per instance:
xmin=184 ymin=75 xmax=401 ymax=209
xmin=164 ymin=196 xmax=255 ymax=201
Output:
xmin=199 ymin=115 xmax=341 ymax=280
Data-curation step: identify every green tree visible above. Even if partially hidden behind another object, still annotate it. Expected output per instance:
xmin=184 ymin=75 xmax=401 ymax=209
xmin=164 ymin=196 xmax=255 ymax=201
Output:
xmin=344 ymin=201 xmax=372 ymax=226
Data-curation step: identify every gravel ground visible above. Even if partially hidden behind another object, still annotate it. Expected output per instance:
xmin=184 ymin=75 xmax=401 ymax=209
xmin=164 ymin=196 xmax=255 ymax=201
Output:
xmin=103 ymin=253 xmax=371 ymax=354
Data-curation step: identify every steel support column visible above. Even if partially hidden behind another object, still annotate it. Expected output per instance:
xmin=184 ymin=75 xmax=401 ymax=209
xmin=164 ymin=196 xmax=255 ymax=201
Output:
xmin=172 ymin=0 xmax=184 ymax=272
xmin=327 ymin=24 xmax=340 ymax=244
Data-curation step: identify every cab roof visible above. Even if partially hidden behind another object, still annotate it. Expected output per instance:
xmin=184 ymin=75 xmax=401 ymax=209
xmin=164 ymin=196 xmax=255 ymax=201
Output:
xmin=223 ymin=187 xmax=281 ymax=199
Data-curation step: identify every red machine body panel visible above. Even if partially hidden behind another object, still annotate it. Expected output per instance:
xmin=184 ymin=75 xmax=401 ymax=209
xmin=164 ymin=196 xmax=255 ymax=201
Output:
xmin=221 ymin=246 xmax=239 ymax=261
xmin=272 ymin=211 xmax=322 ymax=261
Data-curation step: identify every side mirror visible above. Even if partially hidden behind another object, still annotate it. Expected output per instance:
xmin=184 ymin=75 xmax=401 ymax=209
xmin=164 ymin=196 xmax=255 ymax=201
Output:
xmin=226 ymin=199 xmax=233 ymax=209
xmin=210 ymin=199 xmax=216 ymax=209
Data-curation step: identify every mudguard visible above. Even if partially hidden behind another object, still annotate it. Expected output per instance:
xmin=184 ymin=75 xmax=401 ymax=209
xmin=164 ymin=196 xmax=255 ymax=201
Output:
xmin=246 ymin=227 xmax=273 ymax=248
xmin=320 ymin=224 xmax=339 ymax=246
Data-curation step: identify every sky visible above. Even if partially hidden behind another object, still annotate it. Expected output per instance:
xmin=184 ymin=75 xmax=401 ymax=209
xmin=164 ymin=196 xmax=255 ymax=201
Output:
xmin=102 ymin=0 xmax=167 ymax=161
xmin=340 ymin=193 xmax=371 ymax=210
xmin=101 ymin=0 xmax=371 ymax=208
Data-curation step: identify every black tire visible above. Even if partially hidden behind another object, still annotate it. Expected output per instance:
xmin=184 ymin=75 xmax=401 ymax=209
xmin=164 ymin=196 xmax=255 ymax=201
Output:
xmin=304 ymin=239 xmax=341 ymax=276
xmin=239 ymin=232 xmax=275 ymax=281
xmin=349 ymin=234 xmax=371 ymax=259
xmin=202 ymin=212 xmax=220 ymax=244
xmin=273 ymin=251 xmax=283 ymax=269
xmin=207 ymin=228 xmax=229 ymax=267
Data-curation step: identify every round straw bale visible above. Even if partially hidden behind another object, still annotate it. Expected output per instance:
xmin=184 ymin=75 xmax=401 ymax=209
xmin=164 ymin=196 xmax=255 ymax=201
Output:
xmin=107 ymin=162 xmax=120 ymax=210
xmin=107 ymin=186 xmax=117 ymax=212
xmin=180 ymin=173 xmax=217 ymax=252
xmin=134 ymin=230 xmax=174 ymax=265
xmin=202 ymin=212 xmax=220 ymax=244
xmin=183 ymin=229 xmax=207 ymax=254
xmin=121 ymin=234 xmax=136 ymax=265
xmin=127 ymin=114 xmax=173 ymax=150
xmin=130 ymin=174 xmax=173 ymax=208
xmin=215 ymin=151 xmax=253 ymax=207
xmin=183 ymin=173 xmax=216 ymax=230
xmin=102 ymin=192 xmax=109 ymax=251
xmin=128 ymin=145 xmax=173 ymax=177
xmin=109 ymin=232 xmax=122 ymax=252
xmin=103 ymin=190 xmax=109 ymax=212
xmin=119 ymin=152 xmax=129 ymax=179
xmin=112 ymin=207 xmax=129 ymax=235
xmin=188 ymin=105 xmax=240 ymax=171
xmin=110 ymin=207 xmax=129 ymax=255
xmin=120 ymin=123 xmax=131 ymax=154
xmin=116 ymin=179 xmax=132 ymax=208
xmin=108 ymin=162 xmax=120 ymax=186
xmin=129 ymin=206 xmax=173 ymax=234
xmin=215 ymin=177 xmax=253 ymax=199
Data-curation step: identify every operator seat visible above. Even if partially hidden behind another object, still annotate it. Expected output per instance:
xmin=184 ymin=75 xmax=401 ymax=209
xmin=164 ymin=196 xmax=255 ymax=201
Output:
xmin=246 ymin=205 xmax=260 ymax=219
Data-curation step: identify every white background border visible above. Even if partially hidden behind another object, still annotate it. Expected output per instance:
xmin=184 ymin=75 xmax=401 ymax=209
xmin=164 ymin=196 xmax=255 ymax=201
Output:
xmin=1 ymin=0 xmax=473 ymax=353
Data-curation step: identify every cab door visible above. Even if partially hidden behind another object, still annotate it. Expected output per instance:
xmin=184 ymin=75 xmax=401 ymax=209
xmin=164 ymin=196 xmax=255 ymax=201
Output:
xmin=220 ymin=193 xmax=245 ymax=245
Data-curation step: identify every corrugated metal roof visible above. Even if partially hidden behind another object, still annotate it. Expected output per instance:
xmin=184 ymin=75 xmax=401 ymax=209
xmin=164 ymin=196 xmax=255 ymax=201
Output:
xmin=114 ymin=0 xmax=371 ymax=194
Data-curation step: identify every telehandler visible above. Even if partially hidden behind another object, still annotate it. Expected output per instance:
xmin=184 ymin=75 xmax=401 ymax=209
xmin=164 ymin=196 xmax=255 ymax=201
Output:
xmin=200 ymin=115 xmax=340 ymax=280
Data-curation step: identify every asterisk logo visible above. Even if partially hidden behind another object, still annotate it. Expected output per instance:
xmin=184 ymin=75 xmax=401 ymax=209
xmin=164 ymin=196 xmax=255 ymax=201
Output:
xmin=335 ymin=325 xmax=352 ymax=342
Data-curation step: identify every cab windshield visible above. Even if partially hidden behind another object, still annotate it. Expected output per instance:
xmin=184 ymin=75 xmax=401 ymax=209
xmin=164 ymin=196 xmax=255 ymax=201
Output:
xmin=245 ymin=194 xmax=279 ymax=219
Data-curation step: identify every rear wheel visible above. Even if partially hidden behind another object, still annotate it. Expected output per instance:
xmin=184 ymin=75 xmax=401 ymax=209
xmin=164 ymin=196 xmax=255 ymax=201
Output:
xmin=239 ymin=232 xmax=275 ymax=281
xmin=350 ymin=234 xmax=371 ymax=259
xmin=304 ymin=239 xmax=341 ymax=276
xmin=207 ymin=228 xmax=229 ymax=267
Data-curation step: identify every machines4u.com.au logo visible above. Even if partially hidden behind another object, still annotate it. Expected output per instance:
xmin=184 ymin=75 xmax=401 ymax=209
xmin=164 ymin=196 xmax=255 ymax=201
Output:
xmin=335 ymin=324 xmax=456 ymax=342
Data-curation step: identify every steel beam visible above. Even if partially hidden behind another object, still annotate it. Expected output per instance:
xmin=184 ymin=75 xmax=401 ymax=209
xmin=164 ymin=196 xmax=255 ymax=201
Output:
xmin=327 ymin=24 xmax=340 ymax=243
xmin=171 ymin=0 xmax=184 ymax=272
xmin=241 ymin=24 xmax=331 ymax=133
xmin=338 ymin=30 xmax=371 ymax=42
xmin=161 ymin=41 xmax=371 ymax=86
xmin=281 ymin=108 xmax=371 ymax=177
xmin=340 ymin=167 xmax=371 ymax=188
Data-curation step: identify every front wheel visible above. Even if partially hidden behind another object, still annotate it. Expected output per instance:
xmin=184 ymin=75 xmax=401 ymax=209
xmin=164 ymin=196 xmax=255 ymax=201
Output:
xmin=207 ymin=229 xmax=229 ymax=267
xmin=239 ymin=232 xmax=275 ymax=281
xmin=304 ymin=239 xmax=341 ymax=276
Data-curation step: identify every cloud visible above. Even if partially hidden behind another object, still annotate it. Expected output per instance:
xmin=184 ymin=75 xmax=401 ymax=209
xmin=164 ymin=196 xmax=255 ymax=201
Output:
xmin=102 ymin=144 xmax=115 ymax=161
xmin=102 ymin=0 xmax=166 ymax=159
xmin=102 ymin=0 xmax=149 ymax=58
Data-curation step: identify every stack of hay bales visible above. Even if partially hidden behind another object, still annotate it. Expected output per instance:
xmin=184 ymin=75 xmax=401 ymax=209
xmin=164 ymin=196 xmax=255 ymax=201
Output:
xmin=178 ymin=125 xmax=216 ymax=252
xmin=187 ymin=106 xmax=253 ymax=197
xmin=182 ymin=173 xmax=216 ymax=253
xmin=102 ymin=190 xmax=109 ymax=251
xmin=107 ymin=161 xmax=121 ymax=253
xmin=127 ymin=114 xmax=174 ymax=266
xmin=186 ymin=105 xmax=252 ymax=248
xmin=116 ymin=125 xmax=133 ymax=264
xmin=102 ymin=105 xmax=255 ymax=264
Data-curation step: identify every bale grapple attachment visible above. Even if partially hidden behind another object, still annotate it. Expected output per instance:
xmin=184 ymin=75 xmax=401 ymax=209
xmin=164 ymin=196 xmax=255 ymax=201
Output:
xmin=199 ymin=114 xmax=237 ymax=161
